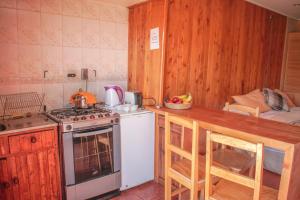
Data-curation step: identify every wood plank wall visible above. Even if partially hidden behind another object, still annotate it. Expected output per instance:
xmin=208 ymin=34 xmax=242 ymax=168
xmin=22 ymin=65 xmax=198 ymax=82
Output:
xmin=128 ymin=0 xmax=166 ymax=103
xmin=128 ymin=0 xmax=287 ymax=109
xmin=164 ymin=0 xmax=287 ymax=109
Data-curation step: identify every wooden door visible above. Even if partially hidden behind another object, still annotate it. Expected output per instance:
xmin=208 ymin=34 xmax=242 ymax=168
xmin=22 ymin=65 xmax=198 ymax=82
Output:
xmin=12 ymin=148 xmax=60 ymax=200
xmin=0 ymin=148 xmax=60 ymax=200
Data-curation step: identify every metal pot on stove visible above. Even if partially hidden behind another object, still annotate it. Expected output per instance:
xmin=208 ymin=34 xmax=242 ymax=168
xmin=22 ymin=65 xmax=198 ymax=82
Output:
xmin=73 ymin=95 xmax=88 ymax=109
xmin=70 ymin=89 xmax=97 ymax=109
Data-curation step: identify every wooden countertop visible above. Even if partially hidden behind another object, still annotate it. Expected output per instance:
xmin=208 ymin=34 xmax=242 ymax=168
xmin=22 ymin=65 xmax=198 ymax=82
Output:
xmin=0 ymin=114 xmax=58 ymax=136
xmin=147 ymin=106 xmax=300 ymax=148
xmin=148 ymin=105 xmax=300 ymax=199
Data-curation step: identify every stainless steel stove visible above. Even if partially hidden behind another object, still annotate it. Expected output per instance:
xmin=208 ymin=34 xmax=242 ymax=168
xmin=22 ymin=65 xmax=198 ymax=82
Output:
xmin=48 ymin=106 xmax=121 ymax=200
xmin=48 ymin=107 xmax=120 ymax=132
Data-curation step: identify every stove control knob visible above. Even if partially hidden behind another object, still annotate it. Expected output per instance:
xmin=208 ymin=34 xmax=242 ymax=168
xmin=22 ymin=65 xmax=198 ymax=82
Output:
xmin=115 ymin=118 xmax=119 ymax=123
xmin=73 ymin=117 xmax=79 ymax=121
xmin=66 ymin=125 xmax=72 ymax=131
xmin=105 ymin=113 xmax=110 ymax=117
xmin=90 ymin=115 xmax=95 ymax=119
xmin=98 ymin=114 xmax=103 ymax=118
xmin=81 ymin=116 xmax=86 ymax=120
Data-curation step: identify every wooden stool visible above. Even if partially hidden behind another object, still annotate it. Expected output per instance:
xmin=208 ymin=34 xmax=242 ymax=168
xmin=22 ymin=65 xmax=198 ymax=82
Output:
xmin=165 ymin=113 xmax=205 ymax=200
xmin=205 ymin=130 xmax=278 ymax=200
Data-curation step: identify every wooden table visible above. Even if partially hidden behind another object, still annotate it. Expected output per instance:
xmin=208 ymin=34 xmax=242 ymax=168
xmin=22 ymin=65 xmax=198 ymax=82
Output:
xmin=147 ymin=106 xmax=300 ymax=200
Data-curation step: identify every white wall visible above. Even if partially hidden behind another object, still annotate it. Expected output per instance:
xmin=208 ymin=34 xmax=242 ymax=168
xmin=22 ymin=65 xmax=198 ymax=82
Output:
xmin=0 ymin=0 xmax=128 ymax=110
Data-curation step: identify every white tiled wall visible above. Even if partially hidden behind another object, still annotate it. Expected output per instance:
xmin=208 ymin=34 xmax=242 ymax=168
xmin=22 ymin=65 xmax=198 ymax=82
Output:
xmin=0 ymin=0 xmax=128 ymax=110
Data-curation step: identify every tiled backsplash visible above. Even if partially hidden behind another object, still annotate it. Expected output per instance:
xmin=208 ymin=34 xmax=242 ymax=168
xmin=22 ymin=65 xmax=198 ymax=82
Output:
xmin=0 ymin=0 xmax=128 ymax=109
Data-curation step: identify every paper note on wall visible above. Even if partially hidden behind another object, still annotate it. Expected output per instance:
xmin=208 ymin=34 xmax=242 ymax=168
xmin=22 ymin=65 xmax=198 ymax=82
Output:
xmin=150 ymin=27 xmax=160 ymax=50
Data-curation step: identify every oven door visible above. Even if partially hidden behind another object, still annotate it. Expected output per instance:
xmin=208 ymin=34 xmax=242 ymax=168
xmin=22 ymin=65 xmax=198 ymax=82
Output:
xmin=63 ymin=125 xmax=121 ymax=186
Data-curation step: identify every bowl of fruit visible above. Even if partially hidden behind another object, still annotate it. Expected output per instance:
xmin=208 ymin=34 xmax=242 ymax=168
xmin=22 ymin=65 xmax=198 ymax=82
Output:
xmin=164 ymin=94 xmax=192 ymax=110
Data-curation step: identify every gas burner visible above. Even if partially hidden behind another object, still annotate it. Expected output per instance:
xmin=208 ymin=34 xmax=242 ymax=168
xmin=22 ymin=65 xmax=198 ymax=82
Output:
xmin=50 ymin=107 xmax=111 ymax=118
xmin=47 ymin=106 xmax=119 ymax=128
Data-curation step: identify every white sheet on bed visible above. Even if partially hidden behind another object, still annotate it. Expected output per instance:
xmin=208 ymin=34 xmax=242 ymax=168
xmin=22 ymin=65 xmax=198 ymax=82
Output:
xmin=260 ymin=107 xmax=300 ymax=126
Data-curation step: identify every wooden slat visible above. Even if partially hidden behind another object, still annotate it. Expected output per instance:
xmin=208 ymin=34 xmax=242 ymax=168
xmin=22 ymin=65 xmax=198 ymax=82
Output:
xmin=205 ymin=130 xmax=213 ymax=198
xmin=171 ymin=187 xmax=188 ymax=197
xmin=168 ymin=167 xmax=192 ymax=189
xmin=167 ymin=144 xmax=192 ymax=160
xmin=0 ymin=136 xmax=9 ymax=156
xmin=168 ymin=115 xmax=193 ymax=129
xmin=210 ymin=166 xmax=255 ymax=188
xmin=7 ymin=156 xmax=20 ymax=200
xmin=28 ymin=152 xmax=41 ymax=200
xmin=164 ymin=112 xmax=172 ymax=199
xmin=154 ymin=113 xmax=160 ymax=182
xmin=253 ymin=143 xmax=264 ymax=200
xmin=38 ymin=150 xmax=50 ymax=200
xmin=210 ymin=132 xmax=257 ymax=153
xmin=0 ymin=158 xmax=13 ymax=200
xmin=9 ymin=134 xmax=21 ymax=154
xmin=17 ymin=155 xmax=31 ymax=200
xmin=48 ymin=148 xmax=60 ymax=199
xmin=191 ymin=121 xmax=200 ymax=199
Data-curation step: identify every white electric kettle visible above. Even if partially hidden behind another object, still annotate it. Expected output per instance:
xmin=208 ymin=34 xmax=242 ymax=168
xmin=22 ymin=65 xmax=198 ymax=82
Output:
xmin=104 ymin=85 xmax=124 ymax=107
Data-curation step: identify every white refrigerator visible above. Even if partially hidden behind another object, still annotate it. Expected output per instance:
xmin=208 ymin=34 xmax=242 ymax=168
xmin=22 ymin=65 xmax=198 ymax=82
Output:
xmin=118 ymin=110 xmax=155 ymax=191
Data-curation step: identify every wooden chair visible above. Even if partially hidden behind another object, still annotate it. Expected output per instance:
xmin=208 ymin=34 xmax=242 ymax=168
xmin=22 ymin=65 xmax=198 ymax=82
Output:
xmin=214 ymin=102 xmax=259 ymax=176
xmin=165 ymin=113 xmax=205 ymax=200
xmin=205 ymin=130 xmax=278 ymax=200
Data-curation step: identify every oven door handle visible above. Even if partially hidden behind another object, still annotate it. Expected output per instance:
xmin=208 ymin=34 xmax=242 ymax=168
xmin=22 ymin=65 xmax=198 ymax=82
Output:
xmin=73 ymin=128 xmax=113 ymax=138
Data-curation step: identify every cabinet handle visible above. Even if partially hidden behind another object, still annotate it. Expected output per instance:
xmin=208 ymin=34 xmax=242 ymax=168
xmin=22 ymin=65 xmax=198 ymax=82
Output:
xmin=12 ymin=177 xmax=19 ymax=185
xmin=0 ymin=157 xmax=7 ymax=161
xmin=31 ymin=136 xmax=37 ymax=143
xmin=0 ymin=182 xmax=10 ymax=190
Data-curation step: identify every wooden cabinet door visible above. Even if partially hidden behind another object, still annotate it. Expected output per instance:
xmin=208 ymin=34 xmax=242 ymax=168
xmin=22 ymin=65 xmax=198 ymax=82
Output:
xmin=0 ymin=157 xmax=14 ymax=200
xmin=0 ymin=148 xmax=61 ymax=200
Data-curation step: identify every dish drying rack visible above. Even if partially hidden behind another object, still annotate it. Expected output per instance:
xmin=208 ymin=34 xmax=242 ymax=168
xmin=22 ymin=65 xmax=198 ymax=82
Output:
xmin=0 ymin=92 xmax=45 ymax=120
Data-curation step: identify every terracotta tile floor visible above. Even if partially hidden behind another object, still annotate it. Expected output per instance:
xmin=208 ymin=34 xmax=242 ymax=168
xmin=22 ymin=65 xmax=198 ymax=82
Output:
xmin=112 ymin=181 xmax=164 ymax=200
xmin=111 ymin=173 xmax=279 ymax=200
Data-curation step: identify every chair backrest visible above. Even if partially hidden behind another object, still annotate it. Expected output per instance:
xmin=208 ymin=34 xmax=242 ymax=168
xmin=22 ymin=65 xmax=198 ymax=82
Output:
xmin=165 ymin=113 xmax=199 ymax=187
xmin=165 ymin=113 xmax=199 ymax=158
xmin=224 ymin=102 xmax=260 ymax=117
xmin=205 ymin=130 xmax=264 ymax=200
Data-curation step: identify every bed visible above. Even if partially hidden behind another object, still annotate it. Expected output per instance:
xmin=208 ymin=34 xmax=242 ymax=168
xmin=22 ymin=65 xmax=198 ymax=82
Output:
xmin=260 ymin=107 xmax=300 ymax=126
xmin=225 ymin=102 xmax=300 ymax=175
